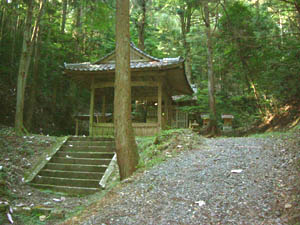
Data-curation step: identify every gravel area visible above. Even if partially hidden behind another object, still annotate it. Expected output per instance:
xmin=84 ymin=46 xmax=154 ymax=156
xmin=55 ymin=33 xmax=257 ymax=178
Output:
xmin=77 ymin=137 xmax=292 ymax=225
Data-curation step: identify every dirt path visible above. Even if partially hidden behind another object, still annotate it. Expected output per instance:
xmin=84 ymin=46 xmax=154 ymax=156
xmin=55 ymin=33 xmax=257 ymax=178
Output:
xmin=62 ymin=136 xmax=294 ymax=225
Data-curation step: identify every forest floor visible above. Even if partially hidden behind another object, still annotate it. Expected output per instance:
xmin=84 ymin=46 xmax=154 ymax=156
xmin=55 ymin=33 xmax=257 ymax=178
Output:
xmin=0 ymin=126 xmax=300 ymax=225
xmin=60 ymin=127 xmax=300 ymax=225
xmin=0 ymin=126 xmax=115 ymax=225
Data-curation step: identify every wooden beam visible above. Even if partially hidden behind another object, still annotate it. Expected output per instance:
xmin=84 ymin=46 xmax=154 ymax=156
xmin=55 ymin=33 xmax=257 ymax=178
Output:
xmin=95 ymin=82 xmax=114 ymax=88
xmin=89 ymin=76 xmax=95 ymax=136
xmin=134 ymin=96 xmax=158 ymax=101
xmin=65 ymin=70 xmax=169 ymax=78
xmin=94 ymin=81 xmax=159 ymax=89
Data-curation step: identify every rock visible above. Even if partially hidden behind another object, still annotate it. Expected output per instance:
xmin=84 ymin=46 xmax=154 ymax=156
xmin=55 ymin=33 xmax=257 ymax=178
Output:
xmin=39 ymin=215 xmax=47 ymax=222
xmin=231 ymin=169 xmax=243 ymax=173
xmin=7 ymin=212 xmax=13 ymax=224
xmin=284 ymin=203 xmax=292 ymax=209
xmin=195 ymin=200 xmax=206 ymax=207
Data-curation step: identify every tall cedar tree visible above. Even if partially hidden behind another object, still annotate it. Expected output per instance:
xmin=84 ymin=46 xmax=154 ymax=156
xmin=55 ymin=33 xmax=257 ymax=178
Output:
xmin=114 ymin=0 xmax=139 ymax=180
xmin=203 ymin=2 xmax=218 ymax=136
xmin=15 ymin=0 xmax=34 ymax=135
xmin=15 ymin=0 xmax=45 ymax=135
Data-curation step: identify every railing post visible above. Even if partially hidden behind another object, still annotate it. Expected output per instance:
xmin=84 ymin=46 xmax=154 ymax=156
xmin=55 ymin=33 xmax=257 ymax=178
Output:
xmin=89 ymin=76 xmax=95 ymax=136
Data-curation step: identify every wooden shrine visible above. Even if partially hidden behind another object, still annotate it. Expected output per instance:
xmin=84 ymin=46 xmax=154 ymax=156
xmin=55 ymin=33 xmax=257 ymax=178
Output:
xmin=201 ymin=114 xmax=210 ymax=127
xmin=64 ymin=43 xmax=193 ymax=136
xmin=221 ymin=114 xmax=234 ymax=131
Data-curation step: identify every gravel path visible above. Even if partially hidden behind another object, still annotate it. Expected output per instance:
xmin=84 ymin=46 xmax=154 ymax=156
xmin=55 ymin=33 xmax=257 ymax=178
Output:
xmin=79 ymin=137 xmax=290 ymax=225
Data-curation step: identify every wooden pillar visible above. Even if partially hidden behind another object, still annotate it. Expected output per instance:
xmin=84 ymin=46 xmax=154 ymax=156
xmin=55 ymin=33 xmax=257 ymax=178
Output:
xmin=163 ymin=93 xmax=168 ymax=128
xmin=75 ymin=119 xmax=79 ymax=136
xmin=157 ymin=82 xmax=162 ymax=131
xmin=89 ymin=77 xmax=95 ymax=136
xmin=168 ymin=103 xmax=172 ymax=127
xmin=101 ymin=95 xmax=106 ymax=122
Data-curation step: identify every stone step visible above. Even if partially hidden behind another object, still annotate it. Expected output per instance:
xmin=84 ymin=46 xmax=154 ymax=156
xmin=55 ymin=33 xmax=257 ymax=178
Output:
xmin=39 ymin=169 xmax=104 ymax=180
xmin=50 ymin=157 xmax=111 ymax=165
xmin=30 ymin=183 xmax=99 ymax=195
xmin=32 ymin=176 xmax=100 ymax=188
xmin=68 ymin=136 xmax=114 ymax=141
xmin=44 ymin=163 xmax=107 ymax=173
xmin=56 ymin=151 xmax=114 ymax=159
xmin=67 ymin=140 xmax=115 ymax=147
xmin=61 ymin=146 xmax=115 ymax=153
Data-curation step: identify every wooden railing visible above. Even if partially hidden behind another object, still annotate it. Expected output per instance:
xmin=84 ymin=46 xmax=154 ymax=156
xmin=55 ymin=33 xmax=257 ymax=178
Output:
xmin=92 ymin=123 xmax=159 ymax=136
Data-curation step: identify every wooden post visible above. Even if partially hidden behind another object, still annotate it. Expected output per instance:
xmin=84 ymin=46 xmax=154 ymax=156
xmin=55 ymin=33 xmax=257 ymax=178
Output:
xmin=163 ymin=93 xmax=168 ymax=128
xmin=101 ymin=95 xmax=106 ymax=122
xmin=176 ymin=109 xmax=179 ymax=128
xmin=158 ymin=82 xmax=162 ymax=131
xmin=75 ymin=119 xmax=79 ymax=136
xmin=168 ymin=103 xmax=172 ymax=128
xmin=89 ymin=77 xmax=95 ymax=136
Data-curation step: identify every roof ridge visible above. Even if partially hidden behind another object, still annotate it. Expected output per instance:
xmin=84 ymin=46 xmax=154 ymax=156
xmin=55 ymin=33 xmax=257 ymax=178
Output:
xmin=94 ymin=42 xmax=162 ymax=64
xmin=129 ymin=42 xmax=160 ymax=62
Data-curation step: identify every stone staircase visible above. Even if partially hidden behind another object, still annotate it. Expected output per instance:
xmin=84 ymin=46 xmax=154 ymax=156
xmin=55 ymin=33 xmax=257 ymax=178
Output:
xmin=30 ymin=136 xmax=116 ymax=195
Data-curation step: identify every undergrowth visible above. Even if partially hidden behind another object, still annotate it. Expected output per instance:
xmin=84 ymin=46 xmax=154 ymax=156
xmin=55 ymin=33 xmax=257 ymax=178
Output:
xmin=136 ymin=129 xmax=200 ymax=170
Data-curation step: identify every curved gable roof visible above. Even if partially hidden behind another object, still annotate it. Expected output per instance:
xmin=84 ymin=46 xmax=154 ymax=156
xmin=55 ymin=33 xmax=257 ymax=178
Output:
xmin=64 ymin=43 xmax=193 ymax=96
xmin=94 ymin=42 xmax=160 ymax=64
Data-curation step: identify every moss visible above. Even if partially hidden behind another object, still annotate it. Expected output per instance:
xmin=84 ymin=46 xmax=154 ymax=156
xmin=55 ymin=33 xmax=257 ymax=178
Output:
xmin=136 ymin=129 xmax=199 ymax=170
xmin=24 ymin=136 xmax=68 ymax=183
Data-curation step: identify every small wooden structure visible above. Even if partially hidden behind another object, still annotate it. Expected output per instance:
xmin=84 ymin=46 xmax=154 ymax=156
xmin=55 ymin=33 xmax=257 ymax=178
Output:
xmin=201 ymin=114 xmax=210 ymax=127
xmin=64 ymin=43 xmax=193 ymax=136
xmin=221 ymin=114 xmax=234 ymax=131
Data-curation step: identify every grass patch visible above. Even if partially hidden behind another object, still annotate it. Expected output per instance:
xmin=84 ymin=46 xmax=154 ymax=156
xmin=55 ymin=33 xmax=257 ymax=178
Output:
xmin=14 ymin=213 xmax=47 ymax=225
xmin=249 ymin=121 xmax=300 ymax=138
xmin=136 ymin=129 xmax=199 ymax=170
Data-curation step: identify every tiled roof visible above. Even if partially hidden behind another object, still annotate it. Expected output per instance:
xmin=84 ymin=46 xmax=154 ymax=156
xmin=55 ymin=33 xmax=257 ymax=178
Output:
xmin=94 ymin=42 xmax=160 ymax=64
xmin=64 ymin=57 xmax=183 ymax=72
xmin=172 ymin=84 xmax=197 ymax=101
xmin=129 ymin=42 xmax=160 ymax=61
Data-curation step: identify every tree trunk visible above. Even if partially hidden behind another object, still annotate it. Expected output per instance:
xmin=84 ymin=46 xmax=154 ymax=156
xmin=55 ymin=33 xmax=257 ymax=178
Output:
xmin=179 ymin=4 xmax=192 ymax=83
xmin=61 ymin=0 xmax=68 ymax=34
xmin=26 ymin=28 xmax=42 ymax=130
xmin=137 ymin=0 xmax=146 ymax=51
xmin=204 ymin=3 xmax=217 ymax=136
xmin=75 ymin=0 xmax=82 ymax=55
xmin=23 ymin=0 xmax=46 ymax=97
xmin=0 ymin=4 xmax=5 ymax=42
xmin=15 ymin=0 xmax=34 ymax=135
xmin=10 ymin=13 xmax=18 ymax=80
xmin=114 ymin=0 xmax=139 ymax=180
xmin=15 ymin=0 xmax=46 ymax=135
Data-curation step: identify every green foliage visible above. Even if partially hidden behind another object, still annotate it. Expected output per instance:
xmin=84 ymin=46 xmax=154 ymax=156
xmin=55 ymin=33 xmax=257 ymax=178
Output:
xmin=15 ymin=213 xmax=47 ymax=225
xmin=0 ymin=0 xmax=299 ymax=134
xmin=136 ymin=129 xmax=185 ymax=169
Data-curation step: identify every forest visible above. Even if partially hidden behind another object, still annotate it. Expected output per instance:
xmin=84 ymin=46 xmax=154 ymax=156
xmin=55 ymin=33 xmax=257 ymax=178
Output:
xmin=1 ymin=1 xmax=300 ymax=224
xmin=0 ymin=0 xmax=300 ymax=135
